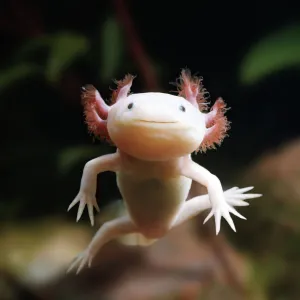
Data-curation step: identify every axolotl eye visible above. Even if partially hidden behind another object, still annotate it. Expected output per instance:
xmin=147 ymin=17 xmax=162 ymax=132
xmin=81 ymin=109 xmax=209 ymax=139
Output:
xmin=179 ymin=105 xmax=186 ymax=112
xmin=127 ymin=102 xmax=133 ymax=109
xmin=127 ymin=102 xmax=134 ymax=110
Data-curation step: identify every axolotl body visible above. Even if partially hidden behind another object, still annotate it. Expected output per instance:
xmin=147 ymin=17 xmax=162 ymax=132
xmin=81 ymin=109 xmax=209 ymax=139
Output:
xmin=67 ymin=70 xmax=261 ymax=274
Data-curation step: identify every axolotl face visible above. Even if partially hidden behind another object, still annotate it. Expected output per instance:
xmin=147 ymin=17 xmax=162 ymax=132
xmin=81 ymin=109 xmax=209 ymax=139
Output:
xmin=107 ymin=92 xmax=206 ymax=161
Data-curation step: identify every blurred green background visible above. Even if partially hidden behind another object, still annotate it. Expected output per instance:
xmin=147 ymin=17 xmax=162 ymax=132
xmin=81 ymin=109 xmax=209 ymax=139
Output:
xmin=1 ymin=0 xmax=300 ymax=299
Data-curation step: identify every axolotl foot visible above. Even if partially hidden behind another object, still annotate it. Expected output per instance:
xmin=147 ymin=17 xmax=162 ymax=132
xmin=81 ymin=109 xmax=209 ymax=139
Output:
xmin=68 ymin=191 xmax=100 ymax=226
xmin=173 ymin=186 xmax=262 ymax=231
xmin=202 ymin=186 xmax=260 ymax=234
xmin=67 ymin=249 xmax=94 ymax=275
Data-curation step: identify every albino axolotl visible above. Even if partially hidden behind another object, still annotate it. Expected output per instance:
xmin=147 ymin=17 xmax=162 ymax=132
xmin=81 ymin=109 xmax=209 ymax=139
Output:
xmin=67 ymin=69 xmax=262 ymax=274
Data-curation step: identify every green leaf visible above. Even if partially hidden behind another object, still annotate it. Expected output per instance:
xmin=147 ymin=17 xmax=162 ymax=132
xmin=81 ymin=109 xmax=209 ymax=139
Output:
xmin=57 ymin=145 xmax=107 ymax=175
xmin=239 ymin=24 xmax=300 ymax=85
xmin=100 ymin=17 xmax=124 ymax=82
xmin=46 ymin=32 xmax=89 ymax=83
xmin=0 ymin=64 xmax=41 ymax=94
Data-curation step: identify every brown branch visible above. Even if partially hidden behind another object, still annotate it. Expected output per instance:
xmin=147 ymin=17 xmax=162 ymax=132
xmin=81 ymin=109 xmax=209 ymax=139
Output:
xmin=113 ymin=0 xmax=159 ymax=90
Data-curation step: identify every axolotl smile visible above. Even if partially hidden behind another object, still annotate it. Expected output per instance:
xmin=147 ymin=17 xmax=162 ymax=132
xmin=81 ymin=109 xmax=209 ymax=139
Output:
xmin=136 ymin=120 xmax=178 ymax=124
xmin=134 ymin=119 xmax=180 ymax=129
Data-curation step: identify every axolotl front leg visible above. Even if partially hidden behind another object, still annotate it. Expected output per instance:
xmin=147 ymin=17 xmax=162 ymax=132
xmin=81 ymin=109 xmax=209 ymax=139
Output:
xmin=180 ymin=158 xmax=248 ymax=234
xmin=68 ymin=153 xmax=121 ymax=226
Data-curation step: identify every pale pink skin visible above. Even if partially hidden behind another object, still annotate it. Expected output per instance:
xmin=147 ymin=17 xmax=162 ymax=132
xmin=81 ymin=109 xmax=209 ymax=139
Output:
xmin=67 ymin=75 xmax=262 ymax=274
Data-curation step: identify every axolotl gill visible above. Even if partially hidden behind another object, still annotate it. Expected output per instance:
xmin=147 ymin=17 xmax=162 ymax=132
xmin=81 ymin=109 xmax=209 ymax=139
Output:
xmin=67 ymin=69 xmax=262 ymax=274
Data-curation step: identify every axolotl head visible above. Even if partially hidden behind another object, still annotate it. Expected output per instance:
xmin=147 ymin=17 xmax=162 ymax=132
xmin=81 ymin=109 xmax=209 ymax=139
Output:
xmin=82 ymin=70 xmax=230 ymax=161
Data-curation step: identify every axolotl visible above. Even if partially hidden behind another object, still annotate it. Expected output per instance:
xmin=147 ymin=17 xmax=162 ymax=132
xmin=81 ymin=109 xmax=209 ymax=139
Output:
xmin=67 ymin=69 xmax=262 ymax=274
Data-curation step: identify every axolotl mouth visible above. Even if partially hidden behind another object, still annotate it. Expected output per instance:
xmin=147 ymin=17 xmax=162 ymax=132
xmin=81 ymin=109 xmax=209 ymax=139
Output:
xmin=136 ymin=120 xmax=178 ymax=124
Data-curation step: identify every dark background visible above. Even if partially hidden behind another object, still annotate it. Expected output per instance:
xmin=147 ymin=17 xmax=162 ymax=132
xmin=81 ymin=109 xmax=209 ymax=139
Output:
xmin=1 ymin=1 xmax=300 ymax=299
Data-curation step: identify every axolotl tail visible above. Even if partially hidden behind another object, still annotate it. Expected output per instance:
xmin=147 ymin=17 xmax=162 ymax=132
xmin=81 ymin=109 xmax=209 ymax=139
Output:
xmin=119 ymin=232 xmax=158 ymax=247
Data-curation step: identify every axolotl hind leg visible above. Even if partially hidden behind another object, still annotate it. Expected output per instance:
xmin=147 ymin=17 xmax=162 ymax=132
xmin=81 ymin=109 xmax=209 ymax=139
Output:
xmin=172 ymin=186 xmax=262 ymax=228
xmin=67 ymin=215 xmax=138 ymax=274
